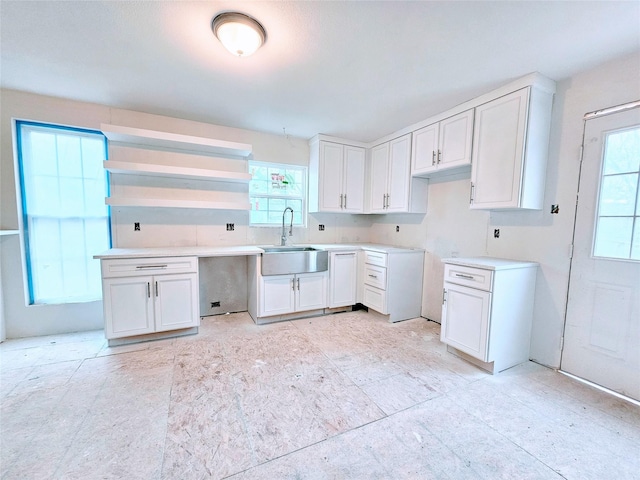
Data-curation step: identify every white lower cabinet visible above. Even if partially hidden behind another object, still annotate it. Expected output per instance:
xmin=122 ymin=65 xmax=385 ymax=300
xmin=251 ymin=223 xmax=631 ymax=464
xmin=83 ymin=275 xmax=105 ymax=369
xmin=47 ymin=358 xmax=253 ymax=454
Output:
xmin=440 ymin=258 xmax=537 ymax=373
xmin=259 ymin=272 xmax=327 ymax=317
xmin=361 ymin=248 xmax=424 ymax=322
xmin=328 ymin=251 xmax=358 ymax=308
xmin=101 ymin=257 xmax=199 ymax=342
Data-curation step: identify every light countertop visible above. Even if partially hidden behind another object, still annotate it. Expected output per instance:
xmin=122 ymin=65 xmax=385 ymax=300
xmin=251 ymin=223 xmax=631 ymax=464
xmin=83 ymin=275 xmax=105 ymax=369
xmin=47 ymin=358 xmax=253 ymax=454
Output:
xmin=94 ymin=243 xmax=425 ymax=259
xmin=441 ymin=256 xmax=538 ymax=270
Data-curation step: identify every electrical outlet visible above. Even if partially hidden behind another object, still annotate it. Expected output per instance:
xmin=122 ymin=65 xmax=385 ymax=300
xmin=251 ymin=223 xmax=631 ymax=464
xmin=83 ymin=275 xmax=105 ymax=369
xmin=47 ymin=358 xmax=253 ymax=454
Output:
xmin=551 ymin=204 xmax=560 ymax=214
xmin=134 ymin=222 xmax=140 ymax=231
xmin=318 ymin=224 xmax=325 ymax=231
xmin=226 ymin=223 xmax=234 ymax=231
xmin=396 ymin=225 xmax=400 ymax=232
xmin=494 ymin=229 xmax=500 ymax=238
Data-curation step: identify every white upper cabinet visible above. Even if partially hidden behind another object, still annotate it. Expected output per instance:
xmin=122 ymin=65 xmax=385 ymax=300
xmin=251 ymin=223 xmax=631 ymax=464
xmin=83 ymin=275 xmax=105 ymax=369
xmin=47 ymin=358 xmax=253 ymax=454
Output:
xmin=470 ymin=86 xmax=553 ymax=210
xmin=309 ymin=138 xmax=366 ymax=213
xmin=411 ymin=109 xmax=474 ymax=176
xmin=369 ymin=134 xmax=426 ymax=213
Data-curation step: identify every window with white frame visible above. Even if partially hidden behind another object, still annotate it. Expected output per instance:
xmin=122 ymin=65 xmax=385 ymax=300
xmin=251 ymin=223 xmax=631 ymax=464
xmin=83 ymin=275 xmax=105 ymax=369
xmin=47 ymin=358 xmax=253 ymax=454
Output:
xmin=249 ymin=161 xmax=306 ymax=226
xmin=593 ymin=125 xmax=640 ymax=260
xmin=16 ymin=121 xmax=110 ymax=304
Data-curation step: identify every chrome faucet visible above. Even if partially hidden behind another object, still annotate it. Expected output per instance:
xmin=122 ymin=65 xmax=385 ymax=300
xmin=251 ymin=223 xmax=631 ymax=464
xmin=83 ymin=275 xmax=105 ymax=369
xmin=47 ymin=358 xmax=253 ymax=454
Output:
xmin=281 ymin=207 xmax=294 ymax=246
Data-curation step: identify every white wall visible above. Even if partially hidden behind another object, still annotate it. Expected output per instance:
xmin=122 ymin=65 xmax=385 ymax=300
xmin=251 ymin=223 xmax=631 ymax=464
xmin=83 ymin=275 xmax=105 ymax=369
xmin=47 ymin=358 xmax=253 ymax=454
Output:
xmin=369 ymin=51 xmax=640 ymax=368
xmin=0 ymin=89 xmax=372 ymax=338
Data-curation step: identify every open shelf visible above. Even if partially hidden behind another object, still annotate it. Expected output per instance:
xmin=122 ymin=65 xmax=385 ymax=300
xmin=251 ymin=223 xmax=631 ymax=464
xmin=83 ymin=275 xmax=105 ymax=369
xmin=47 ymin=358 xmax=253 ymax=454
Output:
xmin=0 ymin=230 xmax=19 ymax=236
xmin=101 ymin=124 xmax=253 ymax=158
xmin=104 ymin=161 xmax=252 ymax=183
xmin=106 ymin=197 xmax=251 ymax=211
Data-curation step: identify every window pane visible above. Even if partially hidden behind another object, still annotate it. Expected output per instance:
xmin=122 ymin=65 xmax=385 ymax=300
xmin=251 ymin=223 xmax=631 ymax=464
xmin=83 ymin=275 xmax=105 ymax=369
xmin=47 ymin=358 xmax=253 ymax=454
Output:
xmin=603 ymin=128 xmax=640 ymax=175
xmin=18 ymin=122 xmax=109 ymax=304
xmin=249 ymin=161 xmax=306 ymax=226
xmin=598 ymin=173 xmax=638 ymax=216
xmin=594 ymin=217 xmax=633 ymax=259
xmin=57 ymin=134 xmax=83 ymax=178
xmin=27 ymin=131 xmax=58 ymax=176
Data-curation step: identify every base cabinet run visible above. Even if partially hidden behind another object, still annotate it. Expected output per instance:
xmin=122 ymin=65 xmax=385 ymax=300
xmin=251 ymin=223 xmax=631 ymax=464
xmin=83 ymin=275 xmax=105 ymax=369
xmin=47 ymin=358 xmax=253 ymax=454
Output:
xmin=440 ymin=257 xmax=537 ymax=373
xmin=101 ymin=257 xmax=199 ymax=343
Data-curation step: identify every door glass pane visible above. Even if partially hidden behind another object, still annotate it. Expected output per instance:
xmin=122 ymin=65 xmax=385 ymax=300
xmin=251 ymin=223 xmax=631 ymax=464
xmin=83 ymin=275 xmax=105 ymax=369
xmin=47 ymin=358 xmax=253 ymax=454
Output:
xmin=599 ymin=173 xmax=638 ymax=216
xmin=603 ymin=128 xmax=640 ymax=175
xmin=593 ymin=126 xmax=640 ymax=260
xmin=594 ymin=217 xmax=633 ymax=258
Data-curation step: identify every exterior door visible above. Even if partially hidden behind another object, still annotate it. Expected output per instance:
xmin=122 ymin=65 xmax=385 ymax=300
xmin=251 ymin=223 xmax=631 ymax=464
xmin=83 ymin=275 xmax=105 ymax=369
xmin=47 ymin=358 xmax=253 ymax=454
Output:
xmin=561 ymin=107 xmax=640 ymax=400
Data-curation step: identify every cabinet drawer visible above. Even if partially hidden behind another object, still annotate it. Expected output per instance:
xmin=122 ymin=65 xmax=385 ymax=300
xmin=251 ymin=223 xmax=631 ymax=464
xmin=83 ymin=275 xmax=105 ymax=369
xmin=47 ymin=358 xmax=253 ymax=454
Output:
xmin=444 ymin=264 xmax=493 ymax=291
xmin=101 ymin=256 xmax=197 ymax=278
xmin=363 ymin=284 xmax=387 ymax=314
xmin=364 ymin=264 xmax=386 ymax=289
xmin=363 ymin=250 xmax=387 ymax=267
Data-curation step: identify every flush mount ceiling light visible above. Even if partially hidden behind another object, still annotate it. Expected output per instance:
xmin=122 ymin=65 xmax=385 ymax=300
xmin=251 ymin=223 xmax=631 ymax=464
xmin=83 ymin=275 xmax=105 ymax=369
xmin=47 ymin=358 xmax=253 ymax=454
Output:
xmin=212 ymin=12 xmax=266 ymax=57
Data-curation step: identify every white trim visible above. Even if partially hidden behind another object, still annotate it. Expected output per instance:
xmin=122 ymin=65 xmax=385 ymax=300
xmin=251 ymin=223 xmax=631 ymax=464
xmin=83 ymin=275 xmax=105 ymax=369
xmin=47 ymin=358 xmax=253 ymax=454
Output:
xmin=584 ymin=100 xmax=640 ymax=120
xmin=559 ymin=370 xmax=640 ymax=406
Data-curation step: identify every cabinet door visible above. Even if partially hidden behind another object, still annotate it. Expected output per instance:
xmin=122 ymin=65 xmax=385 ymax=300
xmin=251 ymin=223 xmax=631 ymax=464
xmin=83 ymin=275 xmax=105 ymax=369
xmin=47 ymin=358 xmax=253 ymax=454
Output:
xmin=471 ymin=88 xmax=529 ymax=209
xmin=342 ymin=146 xmax=365 ymax=213
xmin=103 ymin=276 xmax=154 ymax=339
xmin=328 ymin=252 xmax=357 ymax=308
xmin=318 ymin=141 xmax=345 ymax=212
xmin=441 ymin=283 xmax=491 ymax=361
xmin=296 ymin=272 xmax=327 ymax=311
xmin=439 ymin=109 xmax=474 ymax=169
xmin=154 ymin=273 xmax=199 ymax=332
xmin=386 ymin=134 xmax=411 ymax=212
xmin=369 ymin=143 xmax=389 ymax=213
xmin=411 ymin=123 xmax=438 ymax=175
xmin=260 ymin=275 xmax=295 ymax=316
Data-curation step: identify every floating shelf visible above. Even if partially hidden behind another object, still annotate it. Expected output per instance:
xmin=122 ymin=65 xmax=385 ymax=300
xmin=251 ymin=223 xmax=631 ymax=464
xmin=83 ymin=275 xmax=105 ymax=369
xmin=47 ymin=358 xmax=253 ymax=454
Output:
xmin=101 ymin=124 xmax=253 ymax=158
xmin=0 ymin=230 xmax=19 ymax=236
xmin=106 ymin=197 xmax=251 ymax=211
xmin=104 ymin=161 xmax=252 ymax=183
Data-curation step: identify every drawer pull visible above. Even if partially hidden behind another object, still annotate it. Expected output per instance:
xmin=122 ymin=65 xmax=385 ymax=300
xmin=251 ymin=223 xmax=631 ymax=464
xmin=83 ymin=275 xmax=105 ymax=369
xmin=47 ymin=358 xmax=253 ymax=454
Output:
xmin=455 ymin=273 xmax=475 ymax=280
xmin=368 ymin=274 xmax=378 ymax=279
xmin=336 ymin=253 xmax=356 ymax=256
xmin=136 ymin=264 xmax=168 ymax=269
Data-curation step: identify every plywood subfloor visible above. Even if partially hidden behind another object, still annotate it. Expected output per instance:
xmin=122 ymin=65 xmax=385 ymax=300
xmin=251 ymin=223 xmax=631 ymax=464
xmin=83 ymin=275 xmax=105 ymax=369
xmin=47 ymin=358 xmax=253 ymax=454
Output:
xmin=1 ymin=311 xmax=638 ymax=479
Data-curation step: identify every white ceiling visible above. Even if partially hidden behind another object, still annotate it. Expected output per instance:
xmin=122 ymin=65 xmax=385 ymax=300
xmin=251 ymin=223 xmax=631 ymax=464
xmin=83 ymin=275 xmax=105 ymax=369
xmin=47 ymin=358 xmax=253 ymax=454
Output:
xmin=1 ymin=1 xmax=639 ymax=143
